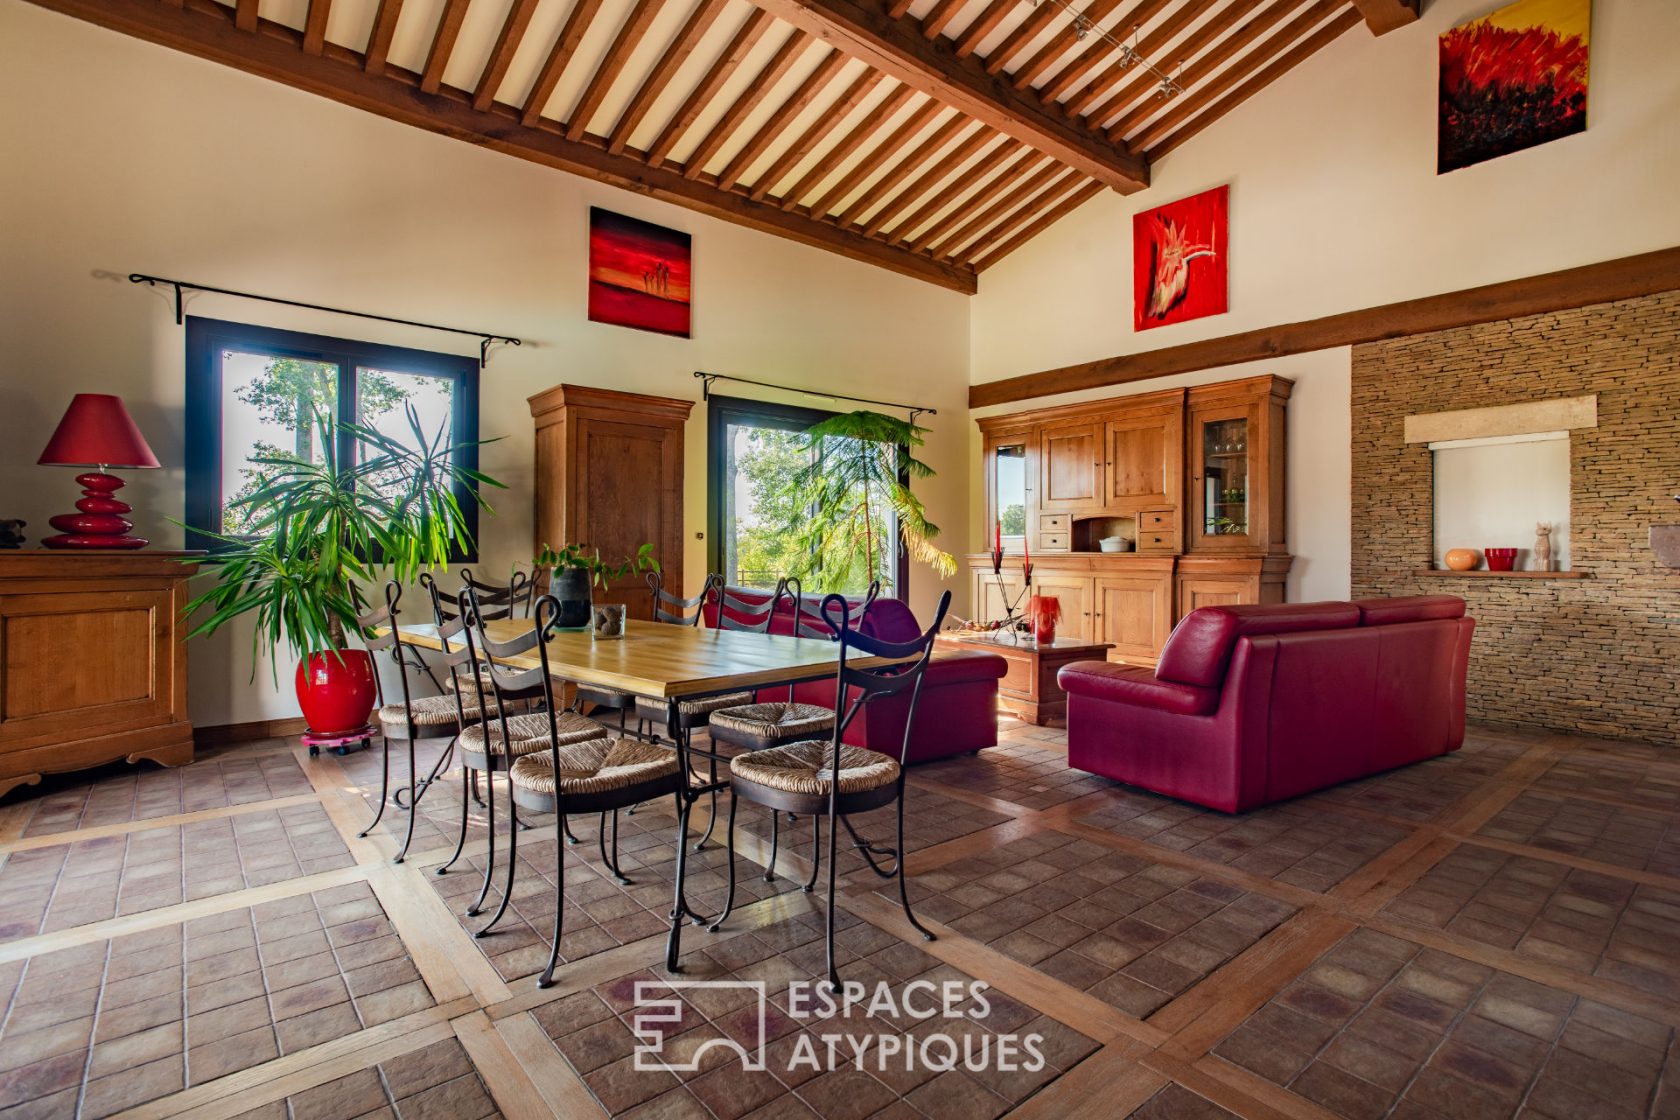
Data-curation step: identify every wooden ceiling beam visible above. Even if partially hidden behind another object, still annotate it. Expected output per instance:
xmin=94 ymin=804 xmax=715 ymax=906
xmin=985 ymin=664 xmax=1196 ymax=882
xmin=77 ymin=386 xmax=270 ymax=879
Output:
xmin=806 ymin=97 xmax=942 ymax=215
xmin=1148 ymin=6 xmax=1361 ymax=157
xmin=745 ymin=0 xmax=1149 ymax=192
xmin=419 ymin=0 xmax=469 ymax=94
xmin=716 ymin=48 xmax=848 ymax=191
xmin=233 ymin=0 xmax=257 ymax=32
xmin=473 ymin=0 xmax=539 ymax=111
xmin=781 ymin=83 xmax=917 ymax=209
xmin=951 ymin=0 xmax=1015 ymax=59
xmin=749 ymin=70 xmax=886 ymax=201
xmin=302 ymin=0 xmax=331 ymax=55
xmin=519 ymin=0 xmax=604 ymax=126
xmin=1350 ymin=0 xmax=1418 ymax=35
xmin=608 ymin=0 xmax=730 ymax=155
xmin=1062 ymin=0 xmax=1219 ymax=119
xmin=860 ymin=122 xmax=994 ymax=235
xmin=1081 ymin=0 xmax=1263 ymax=132
xmin=912 ymin=150 xmax=1049 ymax=253
xmin=971 ymin=245 xmax=1680 ymax=406
xmin=1033 ymin=0 xmax=1171 ymax=104
xmin=566 ymin=0 xmax=662 ymax=141
xmin=28 ymin=0 xmax=976 ymax=294
xmin=1009 ymin=0 xmax=1122 ymax=90
xmin=983 ymin=1 xmax=1060 ymax=75
xmin=884 ymin=137 xmax=1025 ymax=245
xmin=1121 ymin=0 xmax=1341 ymax=148
xmin=362 ymin=0 xmax=402 ymax=75
xmin=645 ymin=8 xmax=775 ymax=165
xmin=682 ymin=29 xmax=812 ymax=180
xmin=959 ymin=166 xmax=1082 ymax=262
xmin=927 ymin=156 xmax=1058 ymax=259
xmin=920 ymin=0 xmax=969 ymax=39
xmin=835 ymin=113 xmax=971 ymax=225
xmin=971 ymin=178 xmax=1102 ymax=272
xmin=887 ymin=0 xmax=917 ymax=17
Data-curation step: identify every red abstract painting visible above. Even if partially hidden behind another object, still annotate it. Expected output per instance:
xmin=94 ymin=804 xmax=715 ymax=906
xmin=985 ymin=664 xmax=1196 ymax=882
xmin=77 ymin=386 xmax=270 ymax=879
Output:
xmin=1132 ymin=185 xmax=1228 ymax=333
xmin=1438 ymin=0 xmax=1590 ymax=175
xmin=588 ymin=207 xmax=692 ymax=338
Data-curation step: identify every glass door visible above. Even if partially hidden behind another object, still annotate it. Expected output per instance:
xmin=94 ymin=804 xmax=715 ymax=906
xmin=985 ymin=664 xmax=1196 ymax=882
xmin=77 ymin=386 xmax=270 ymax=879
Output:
xmin=1192 ymin=407 xmax=1256 ymax=550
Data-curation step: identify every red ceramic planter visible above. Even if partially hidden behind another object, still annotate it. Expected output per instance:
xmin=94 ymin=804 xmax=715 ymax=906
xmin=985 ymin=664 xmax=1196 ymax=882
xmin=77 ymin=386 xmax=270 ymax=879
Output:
xmin=295 ymin=649 xmax=378 ymax=735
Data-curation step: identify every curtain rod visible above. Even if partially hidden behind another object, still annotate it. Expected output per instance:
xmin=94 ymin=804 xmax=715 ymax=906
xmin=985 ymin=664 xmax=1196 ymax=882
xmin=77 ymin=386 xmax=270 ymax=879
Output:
xmin=128 ymin=273 xmax=522 ymax=368
xmin=693 ymin=371 xmax=937 ymax=421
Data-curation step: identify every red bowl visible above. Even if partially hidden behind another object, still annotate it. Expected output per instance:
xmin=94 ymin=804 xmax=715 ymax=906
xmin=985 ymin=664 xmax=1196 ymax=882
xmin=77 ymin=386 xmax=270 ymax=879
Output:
xmin=1485 ymin=547 xmax=1518 ymax=572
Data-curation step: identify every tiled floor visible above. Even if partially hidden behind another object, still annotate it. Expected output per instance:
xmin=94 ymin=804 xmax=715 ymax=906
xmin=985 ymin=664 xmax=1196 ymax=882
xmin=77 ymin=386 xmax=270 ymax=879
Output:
xmin=0 ymin=717 xmax=1676 ymax=1119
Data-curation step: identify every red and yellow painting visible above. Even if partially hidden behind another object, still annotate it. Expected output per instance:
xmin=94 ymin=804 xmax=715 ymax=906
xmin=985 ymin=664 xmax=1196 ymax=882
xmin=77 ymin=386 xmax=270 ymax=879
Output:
xmin=1438 ymin=0 xmax=1590 ymax=175
xmin=1132 ymin=185 xmax=1228 ymax=333
xmin=588 ymin=207 xmax=692 ymax=338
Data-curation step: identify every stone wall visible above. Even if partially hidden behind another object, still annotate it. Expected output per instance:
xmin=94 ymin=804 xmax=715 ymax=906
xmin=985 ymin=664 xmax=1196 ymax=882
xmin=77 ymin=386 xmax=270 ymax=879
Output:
xmin=1351 ymin=290 xmax=1680 ymax=745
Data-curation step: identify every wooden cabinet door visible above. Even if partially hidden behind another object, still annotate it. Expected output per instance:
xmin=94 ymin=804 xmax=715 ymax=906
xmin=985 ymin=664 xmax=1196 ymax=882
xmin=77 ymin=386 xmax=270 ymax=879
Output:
xmin=1177 ymin=576 xmax=1253 ymax=614
xmin=1038 ymin=423 xmax=1100 ymax=512
xmin=1094 ymin=576 xmax=1171 ymax=663
xmin=1104 ymin=409 xmax=1181 ymax=514
xmin=571 ymin=417 xmax=683 ymax=619
xmin=1031 ymin=575 xmax=1092 ymax=644
xmin=972 ymin=567 xmax=1025 ymax=625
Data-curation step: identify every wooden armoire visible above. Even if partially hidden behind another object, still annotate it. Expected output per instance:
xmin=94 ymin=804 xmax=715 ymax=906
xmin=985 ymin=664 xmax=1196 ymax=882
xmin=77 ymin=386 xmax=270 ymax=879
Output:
xmin=528 ymin=385 xmax=692 ymax=619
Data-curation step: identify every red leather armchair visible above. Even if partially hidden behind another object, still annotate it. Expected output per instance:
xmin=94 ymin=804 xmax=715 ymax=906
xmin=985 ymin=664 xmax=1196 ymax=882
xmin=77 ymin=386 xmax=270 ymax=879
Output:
xmin=707 ymin=588 xmax=1007 ymax=764
xmin=1058 ymin=596 xmax=1475 ymax=812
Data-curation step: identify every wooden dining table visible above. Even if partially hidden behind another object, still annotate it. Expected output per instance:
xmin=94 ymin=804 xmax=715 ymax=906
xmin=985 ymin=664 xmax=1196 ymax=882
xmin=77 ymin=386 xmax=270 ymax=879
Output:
xmin=391 ymin=616 xmax=909 ymax=970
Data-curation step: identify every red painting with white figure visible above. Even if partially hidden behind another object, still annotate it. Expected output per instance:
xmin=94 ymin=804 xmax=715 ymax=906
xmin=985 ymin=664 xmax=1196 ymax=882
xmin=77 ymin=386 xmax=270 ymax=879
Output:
xmin=1132 ymin=185 xmax=1228 ymax=333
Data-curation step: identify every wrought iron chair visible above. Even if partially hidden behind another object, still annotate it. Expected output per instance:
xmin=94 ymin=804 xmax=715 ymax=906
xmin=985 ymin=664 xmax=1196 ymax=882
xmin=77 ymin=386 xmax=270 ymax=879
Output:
xmin=709 ymin=590 xmax=952 ymax=989
xmin=631 ymin=572 xmax=727 ymax=734
xmin=434 ymin=587 xmax=606 ymax=908
xmin=362 ymin=581 xmax=481 ymax=864
xmin=477 ymin=594 xmax=695 ymax=986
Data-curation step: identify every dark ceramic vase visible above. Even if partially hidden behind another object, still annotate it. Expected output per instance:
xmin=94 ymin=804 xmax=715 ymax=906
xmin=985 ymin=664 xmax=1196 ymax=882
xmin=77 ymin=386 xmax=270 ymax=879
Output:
xmin=551 ymin=567 xmax=593 ymax=629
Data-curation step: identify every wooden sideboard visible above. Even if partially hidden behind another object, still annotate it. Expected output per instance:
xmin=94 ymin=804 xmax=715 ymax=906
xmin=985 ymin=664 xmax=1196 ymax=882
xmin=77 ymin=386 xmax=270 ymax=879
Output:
xmin=0 ymin=552 xmax=200 ymax=799
xmin=975 ymin=374 xmax=1292 ymax=666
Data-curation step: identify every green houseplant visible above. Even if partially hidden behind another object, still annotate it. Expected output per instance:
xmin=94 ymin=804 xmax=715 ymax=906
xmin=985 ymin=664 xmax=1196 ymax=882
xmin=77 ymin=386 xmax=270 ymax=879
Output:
xmin=535 ymin=542 xmax=660 ymax=628
xmin=778 ymin=410 xmax=955 ymax=591
xmin=184 ymin=406 xmax=503 ymax=734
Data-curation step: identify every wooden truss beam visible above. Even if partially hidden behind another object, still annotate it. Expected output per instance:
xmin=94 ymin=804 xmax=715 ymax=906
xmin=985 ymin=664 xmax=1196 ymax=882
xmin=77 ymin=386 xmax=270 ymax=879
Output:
xmin=1350 ymin=0 xmax=1418 ymax=35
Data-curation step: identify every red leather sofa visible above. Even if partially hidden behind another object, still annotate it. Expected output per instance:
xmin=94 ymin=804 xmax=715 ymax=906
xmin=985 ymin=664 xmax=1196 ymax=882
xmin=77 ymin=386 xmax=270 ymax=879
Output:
xmin=1057 ymin=596 xmax=1474 ymax=812
xmin=706 ymin=588 xmax=1006 ymax=765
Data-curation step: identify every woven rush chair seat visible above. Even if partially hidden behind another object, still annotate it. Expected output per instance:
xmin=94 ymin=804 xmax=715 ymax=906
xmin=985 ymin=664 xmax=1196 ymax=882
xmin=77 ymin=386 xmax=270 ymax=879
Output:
xmin=709 ymin=702 xmax=835 ymax=750
xmin=378 ymin=692 xmax=478 ymax=729
xmin=510 ymin=738 xmax=680 ymax=798
xmin=635 ymin=692 xmax=754 ymax=725
xmin=730 ymin=741 xmax=900 ymax=797
xmin=462 ymin=711 xmax=604 ymax=756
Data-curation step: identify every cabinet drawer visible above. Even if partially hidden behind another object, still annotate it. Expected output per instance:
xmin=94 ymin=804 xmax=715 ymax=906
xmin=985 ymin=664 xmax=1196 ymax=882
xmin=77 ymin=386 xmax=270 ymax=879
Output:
xmin=1136 ymin=530 xmax=1175 ymax=553
xmin=1038 ymin=531 xmax=1070 ymax=551
xmin=1039 ymin=514 xmax=1070 ymax=532
xmin=1139 ymin=509 xmax=1176 ymax=531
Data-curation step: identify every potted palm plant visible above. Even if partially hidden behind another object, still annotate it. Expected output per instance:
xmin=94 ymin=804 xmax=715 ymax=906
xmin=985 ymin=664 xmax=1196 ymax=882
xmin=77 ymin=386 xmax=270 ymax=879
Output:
xmin=185 ymin=407 xmax=503 ymax=735
xmin=779 ymin=410 xmax=956 ymax=589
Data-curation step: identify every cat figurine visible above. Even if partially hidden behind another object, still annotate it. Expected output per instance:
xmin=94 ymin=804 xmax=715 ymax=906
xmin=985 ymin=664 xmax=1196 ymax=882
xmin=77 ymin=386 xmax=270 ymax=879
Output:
xmin=1532 ymin=522 xmax=1553 ymax=572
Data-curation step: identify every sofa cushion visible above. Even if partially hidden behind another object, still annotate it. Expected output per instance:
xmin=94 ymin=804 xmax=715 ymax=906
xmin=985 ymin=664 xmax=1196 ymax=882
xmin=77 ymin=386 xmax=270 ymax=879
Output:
xmin=926 ymin=649 xmax=1009 ymax=684
xmin=1155 ymin=601 xmax=1362 ymax=689
xmin=1354 ymin=595 xmax=1466 ymax=627
xmin=860 ymin=597 xmax=922 ymax=642
xmin=1059 ymin=660 xmax=1218 ymax=717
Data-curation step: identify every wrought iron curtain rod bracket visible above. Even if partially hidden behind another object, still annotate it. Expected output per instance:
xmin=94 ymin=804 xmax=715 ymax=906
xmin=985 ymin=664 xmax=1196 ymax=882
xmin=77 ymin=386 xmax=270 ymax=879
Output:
xmin=127 ymin=273 xmax=522 ymax=368
xmin=692 ymin=371 xmax=936 ymax=420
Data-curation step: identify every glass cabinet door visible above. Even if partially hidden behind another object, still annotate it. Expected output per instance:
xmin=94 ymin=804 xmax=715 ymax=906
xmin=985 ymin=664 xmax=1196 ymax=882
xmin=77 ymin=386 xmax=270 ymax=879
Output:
xmin=992 ymin=439 xmax=1029 ymax=543
xmin=1198 ymin=413 xmax=1252 ymax=544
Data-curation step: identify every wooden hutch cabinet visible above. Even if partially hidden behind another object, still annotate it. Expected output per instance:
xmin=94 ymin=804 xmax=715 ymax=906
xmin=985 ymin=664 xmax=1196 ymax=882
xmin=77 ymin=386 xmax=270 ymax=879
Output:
xmin=528 ymin=384 xmax=692 ymax=619
xmin=972 ymin=374 xmax=1291 ymax=667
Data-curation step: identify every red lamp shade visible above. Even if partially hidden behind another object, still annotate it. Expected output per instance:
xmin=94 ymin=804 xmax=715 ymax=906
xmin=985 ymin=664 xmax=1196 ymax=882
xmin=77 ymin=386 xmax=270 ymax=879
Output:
xmin=38 ymin=394 xmax=160 ymax=468
xmin=38 ymin=394 xmax=159 ymax=549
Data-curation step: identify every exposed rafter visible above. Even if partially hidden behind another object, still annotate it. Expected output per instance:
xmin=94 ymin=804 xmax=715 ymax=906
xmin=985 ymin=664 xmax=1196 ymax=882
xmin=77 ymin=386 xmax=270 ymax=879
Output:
xmin=1350 ymin=0 xmax=1418 ymax=35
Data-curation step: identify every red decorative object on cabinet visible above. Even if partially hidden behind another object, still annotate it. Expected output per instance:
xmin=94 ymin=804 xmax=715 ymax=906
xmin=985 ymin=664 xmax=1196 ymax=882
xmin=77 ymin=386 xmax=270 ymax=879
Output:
xmin=37 ymin=394 xmax=161 ymax=549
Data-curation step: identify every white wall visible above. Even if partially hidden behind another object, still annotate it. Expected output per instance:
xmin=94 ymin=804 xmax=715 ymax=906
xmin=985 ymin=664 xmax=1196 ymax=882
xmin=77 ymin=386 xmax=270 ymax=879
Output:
xmin=0 ymin=1 xmax=970 ymax=727
xmin=968 ymin=0 xmax=1680 ymax=602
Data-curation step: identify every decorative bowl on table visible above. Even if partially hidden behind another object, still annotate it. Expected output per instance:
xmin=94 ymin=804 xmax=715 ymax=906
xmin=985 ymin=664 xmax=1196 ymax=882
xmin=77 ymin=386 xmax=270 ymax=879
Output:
xmin=1484 ymin=547 xmax=1519 ymax=571
xmin=1443 ymin=548 xmax=1480 ymax=571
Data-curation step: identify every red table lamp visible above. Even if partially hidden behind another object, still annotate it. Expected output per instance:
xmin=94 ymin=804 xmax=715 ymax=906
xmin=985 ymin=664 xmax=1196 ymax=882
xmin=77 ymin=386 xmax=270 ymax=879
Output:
xmin=37 ymin=394 xmax=161 ymax=549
